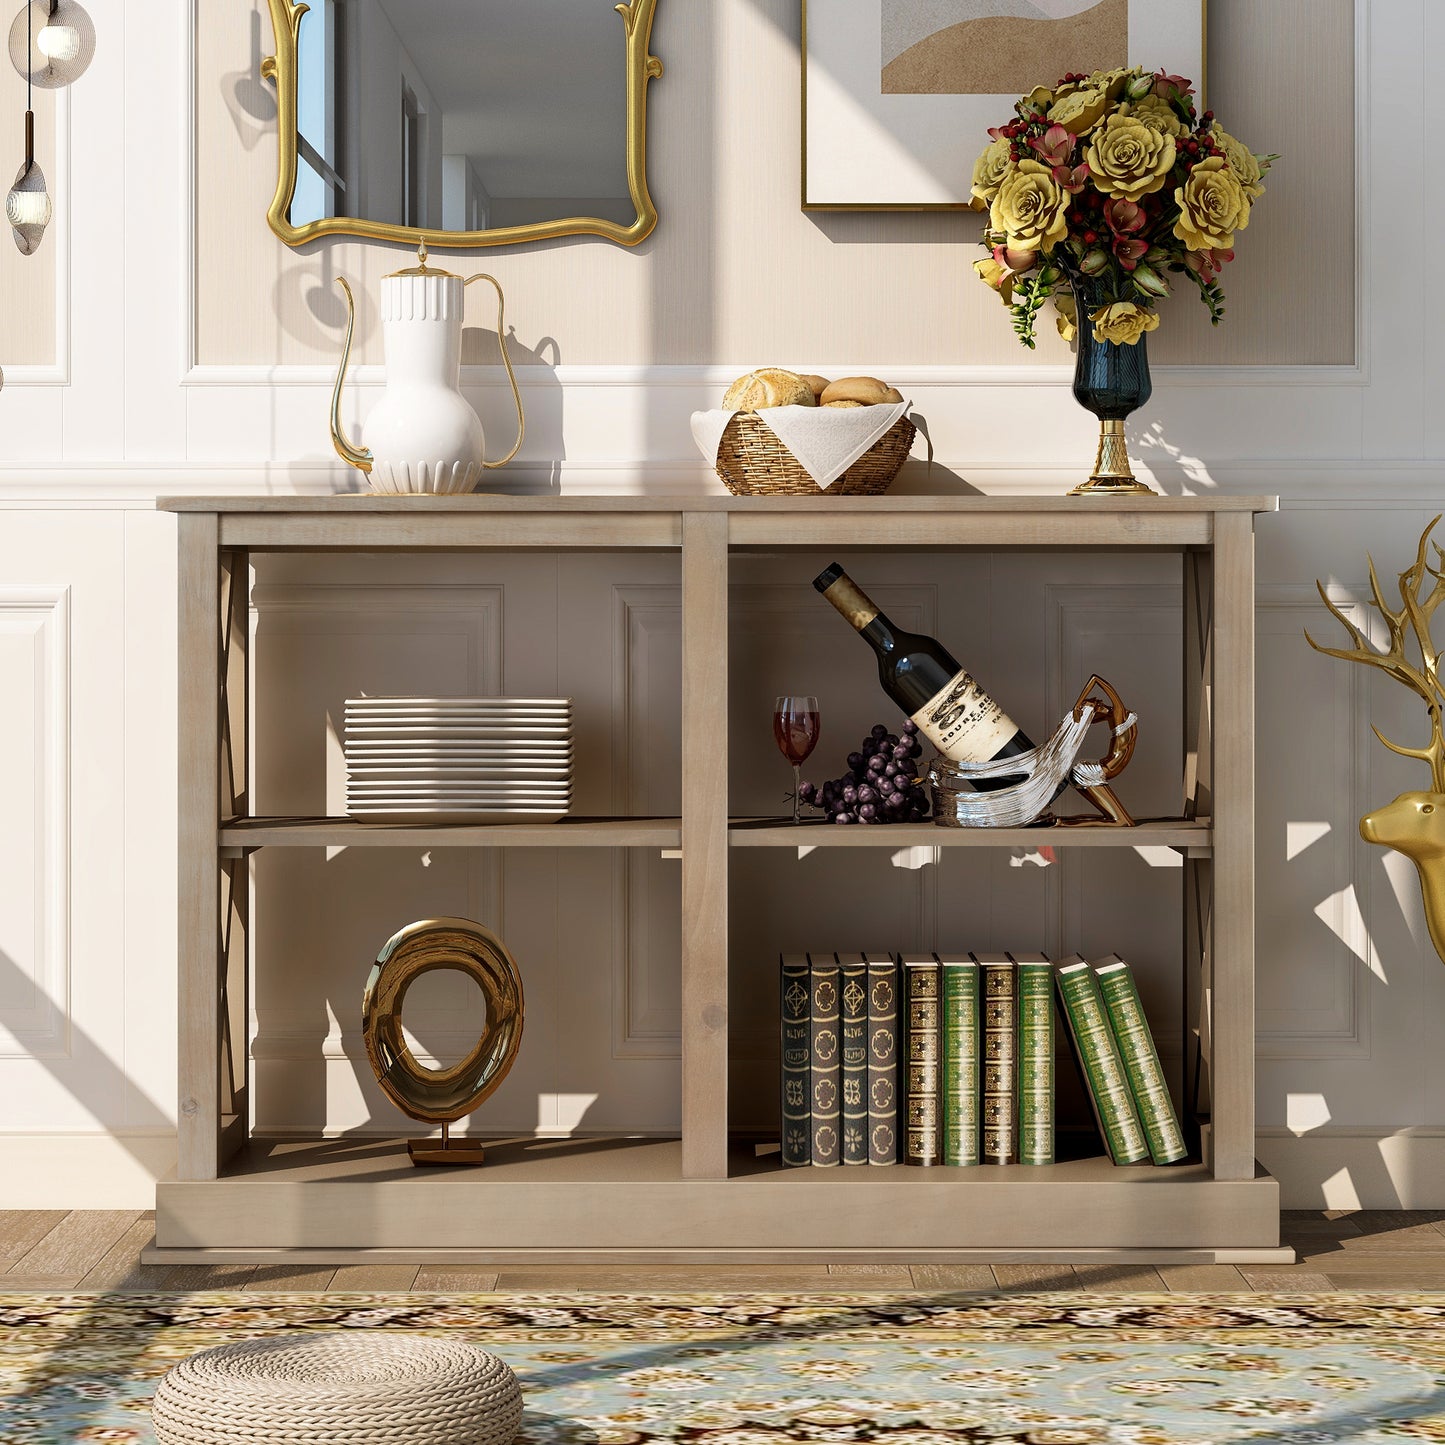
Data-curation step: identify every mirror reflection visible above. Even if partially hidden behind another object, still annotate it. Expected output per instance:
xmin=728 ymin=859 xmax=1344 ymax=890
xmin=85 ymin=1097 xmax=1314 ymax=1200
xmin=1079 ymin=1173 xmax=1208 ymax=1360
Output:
xmin=290 ymin=0 xmax=633 ymax=234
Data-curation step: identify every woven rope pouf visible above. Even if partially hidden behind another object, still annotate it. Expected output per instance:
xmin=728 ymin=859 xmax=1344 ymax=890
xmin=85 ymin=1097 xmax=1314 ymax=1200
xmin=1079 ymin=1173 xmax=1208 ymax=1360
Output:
xmin=152 ymin=1332 xmax=523 ymax=1445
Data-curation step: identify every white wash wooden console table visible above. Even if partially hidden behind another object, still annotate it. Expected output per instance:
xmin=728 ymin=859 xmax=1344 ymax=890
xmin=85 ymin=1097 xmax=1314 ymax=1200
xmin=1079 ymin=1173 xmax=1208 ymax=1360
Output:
xmin=151 ymin=493 xmax=1287 ymax=1266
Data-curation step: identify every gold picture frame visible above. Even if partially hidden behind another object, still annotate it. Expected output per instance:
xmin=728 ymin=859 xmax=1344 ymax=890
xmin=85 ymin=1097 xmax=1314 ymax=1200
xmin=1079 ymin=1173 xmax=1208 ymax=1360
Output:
xmin=801 ymin=0 xmax=1207 ymax=212
xmin=261 ymin=0 xmax=664 ymax=249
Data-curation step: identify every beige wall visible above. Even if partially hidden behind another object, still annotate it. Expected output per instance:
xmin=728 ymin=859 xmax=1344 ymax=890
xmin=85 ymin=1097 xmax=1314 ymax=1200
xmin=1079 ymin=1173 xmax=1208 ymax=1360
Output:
xmin=0 ymin=76 xmax=55 ymax=370
xmin=195 ymin=0 xmax=1354 ymax=370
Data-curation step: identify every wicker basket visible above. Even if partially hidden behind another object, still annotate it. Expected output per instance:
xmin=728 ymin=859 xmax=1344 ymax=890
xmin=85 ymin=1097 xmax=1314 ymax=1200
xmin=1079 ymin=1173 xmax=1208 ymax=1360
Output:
xmin=715 ymin=412 xmax=916 ymax=496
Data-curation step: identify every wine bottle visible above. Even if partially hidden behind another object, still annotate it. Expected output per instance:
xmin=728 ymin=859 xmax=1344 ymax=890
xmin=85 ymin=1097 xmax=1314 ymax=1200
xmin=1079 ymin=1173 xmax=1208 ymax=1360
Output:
xmin=813 ymin=563 xmax=1034 ymax=790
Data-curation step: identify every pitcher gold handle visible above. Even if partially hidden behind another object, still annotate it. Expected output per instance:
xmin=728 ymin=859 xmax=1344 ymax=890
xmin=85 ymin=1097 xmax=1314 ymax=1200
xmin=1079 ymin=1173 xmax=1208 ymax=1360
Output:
xmin=464 ymin=273 xmax=526 ymax=470
xmin=330 ymin=276 xmax=373 ymax=474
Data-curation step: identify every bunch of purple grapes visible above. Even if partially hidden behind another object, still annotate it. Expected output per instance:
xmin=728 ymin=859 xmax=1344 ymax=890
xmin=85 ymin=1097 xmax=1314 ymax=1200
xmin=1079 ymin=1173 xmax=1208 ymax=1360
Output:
xmin=796 ymin=720 xmax=931 ymax=824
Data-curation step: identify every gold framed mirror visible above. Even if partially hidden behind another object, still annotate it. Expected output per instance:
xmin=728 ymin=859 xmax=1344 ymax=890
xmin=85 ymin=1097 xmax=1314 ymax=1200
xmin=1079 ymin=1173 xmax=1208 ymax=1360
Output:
xmin=261 ymin=0 xmax=662 ymax=249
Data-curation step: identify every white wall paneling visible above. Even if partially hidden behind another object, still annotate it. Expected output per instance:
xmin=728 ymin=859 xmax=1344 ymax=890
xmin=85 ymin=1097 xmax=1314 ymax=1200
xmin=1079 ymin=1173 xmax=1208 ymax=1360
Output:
xmin=0 ymin=586 xmax=69 ymax=1057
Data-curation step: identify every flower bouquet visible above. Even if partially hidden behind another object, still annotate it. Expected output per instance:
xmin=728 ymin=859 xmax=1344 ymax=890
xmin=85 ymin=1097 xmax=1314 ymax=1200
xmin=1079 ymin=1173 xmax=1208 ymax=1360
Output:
xmin=970 ymin=66 xmax=1275 ymax=495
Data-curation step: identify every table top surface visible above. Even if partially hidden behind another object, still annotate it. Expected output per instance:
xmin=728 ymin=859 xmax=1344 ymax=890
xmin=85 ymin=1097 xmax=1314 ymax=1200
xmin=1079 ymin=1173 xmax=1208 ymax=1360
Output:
xmin=159 ymin=492 xmax=1279 ymax=515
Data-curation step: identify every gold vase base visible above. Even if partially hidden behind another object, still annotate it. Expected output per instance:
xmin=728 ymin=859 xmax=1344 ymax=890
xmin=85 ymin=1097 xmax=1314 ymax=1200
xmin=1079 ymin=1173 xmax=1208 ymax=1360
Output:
xmin=1069 ymin=419 xmax=1158 ymax=497
xmin=408 ymin=1125 xmax=487 ymax=1168
xmin=1068 ymin=476 xmax=1159 ymax=498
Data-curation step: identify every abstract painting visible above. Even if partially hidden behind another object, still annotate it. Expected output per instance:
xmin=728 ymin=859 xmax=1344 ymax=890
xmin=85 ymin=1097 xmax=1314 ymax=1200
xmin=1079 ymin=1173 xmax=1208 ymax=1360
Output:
xmin=882 ymin=0 xmax=1128 ymax=95
xmin=803 ymin=0 xmax=1203 ymax=209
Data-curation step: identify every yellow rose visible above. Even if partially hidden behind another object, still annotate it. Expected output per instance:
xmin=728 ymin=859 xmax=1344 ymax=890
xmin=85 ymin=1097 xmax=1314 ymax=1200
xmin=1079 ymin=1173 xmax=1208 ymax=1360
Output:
xmin=988 ymin=159 xmax=1070 ymax=253
xmin=1128 ymin=94 xmax=1185 ymax=138
xmin=1048 ymin=85 xmax=1111 ymax=135
xmin=1090 ymin=302 xmax=1160 ymax=345
xmin=973 ymin=256 xmax=1015 ymax=305
xmin=1210 ymin=123 xmax=1266 ymax=199
xmin=1173 ymin=155 xmax=1251 ymax=251
xmin=1085 ymin=112 xmax=1177 ymax=201
xmin=1025 ymin=85 xmax=1054 ymax=110
xmin=970 ymin=137 xmax=1013 ymax=209
xmin=1089 ymin=67 xmax=1135 ymax=105
xmin=1053 ymin=291 xmax=1078 ymax=343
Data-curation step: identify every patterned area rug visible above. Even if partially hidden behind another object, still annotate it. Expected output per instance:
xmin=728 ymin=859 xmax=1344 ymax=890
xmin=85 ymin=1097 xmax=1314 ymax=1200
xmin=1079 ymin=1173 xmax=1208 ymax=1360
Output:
xmin=4 ymin=1292 xmax=1445 ymax=1444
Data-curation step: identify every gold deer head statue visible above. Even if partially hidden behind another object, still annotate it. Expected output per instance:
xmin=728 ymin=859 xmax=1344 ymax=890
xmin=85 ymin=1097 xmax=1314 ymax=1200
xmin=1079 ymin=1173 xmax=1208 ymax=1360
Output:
xmin=1307 ymin=515 xmax=1445 ymax=963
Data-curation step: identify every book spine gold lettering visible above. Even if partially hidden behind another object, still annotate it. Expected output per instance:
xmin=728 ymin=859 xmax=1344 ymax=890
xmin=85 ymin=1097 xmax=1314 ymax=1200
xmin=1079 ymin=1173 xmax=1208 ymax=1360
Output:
xmin=1056 ymin=960 xmax=1149 ymax=1166
xmin=865 ymin=954 xmax=899 ymax=1166
xmin=940 ymin=960 xmax=980 ymax=1166
xmin=1096 ymin=957 xmax=1187 ymax=1165
xmin=809 ymin=954 xmax=842 ymax=1167
xmin=840 ymin=955 xmax=870 ymax=1166
xmin=1014 ymin=957 xmax=1055 ymax=1166
xmin=780 ymin=955 xmax=811 ymax=1167
xmin=978 ymin=957 xmax=1017 ymax=1165
xmin=902 ymin=957 xmax=941 ymax=1166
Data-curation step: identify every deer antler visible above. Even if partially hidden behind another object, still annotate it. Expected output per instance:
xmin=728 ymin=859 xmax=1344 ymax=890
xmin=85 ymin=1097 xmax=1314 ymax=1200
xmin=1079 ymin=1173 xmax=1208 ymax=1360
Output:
xmin=1306 ymin=515 xmax=1445 ymax=791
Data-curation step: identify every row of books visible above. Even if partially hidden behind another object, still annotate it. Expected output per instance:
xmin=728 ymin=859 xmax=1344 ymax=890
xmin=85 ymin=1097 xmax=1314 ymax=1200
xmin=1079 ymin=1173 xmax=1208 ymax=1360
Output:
xmin=780 ymin=951 xmax=1187 ymax=1167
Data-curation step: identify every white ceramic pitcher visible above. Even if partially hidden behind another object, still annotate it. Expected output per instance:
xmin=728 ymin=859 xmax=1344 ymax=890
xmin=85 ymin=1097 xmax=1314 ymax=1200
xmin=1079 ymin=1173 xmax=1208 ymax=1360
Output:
xmin=330 ymin=243 xmax=525 ymax=494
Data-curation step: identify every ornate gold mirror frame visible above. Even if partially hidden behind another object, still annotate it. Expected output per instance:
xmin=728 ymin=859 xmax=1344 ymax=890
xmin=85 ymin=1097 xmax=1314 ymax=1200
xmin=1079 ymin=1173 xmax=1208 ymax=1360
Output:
xmin=261 ymin=0 xmax=663 ymax=249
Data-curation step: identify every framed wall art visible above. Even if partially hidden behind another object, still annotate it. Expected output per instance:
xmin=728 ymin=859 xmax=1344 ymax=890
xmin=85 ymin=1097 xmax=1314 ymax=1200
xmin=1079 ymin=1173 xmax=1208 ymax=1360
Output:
xmin=802 ymin=0 xmax=1206 ymax=210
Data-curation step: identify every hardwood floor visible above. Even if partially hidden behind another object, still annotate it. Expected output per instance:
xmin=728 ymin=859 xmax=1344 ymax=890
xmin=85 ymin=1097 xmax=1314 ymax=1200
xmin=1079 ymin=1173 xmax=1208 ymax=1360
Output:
xmin=4 ymin=1211 xmax=1445 ymax=1292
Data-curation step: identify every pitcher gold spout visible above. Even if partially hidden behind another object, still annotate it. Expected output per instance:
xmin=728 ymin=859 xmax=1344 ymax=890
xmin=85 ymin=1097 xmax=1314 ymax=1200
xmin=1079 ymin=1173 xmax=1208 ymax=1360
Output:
xmin=330 ymin=277 xmax=373 ymax=475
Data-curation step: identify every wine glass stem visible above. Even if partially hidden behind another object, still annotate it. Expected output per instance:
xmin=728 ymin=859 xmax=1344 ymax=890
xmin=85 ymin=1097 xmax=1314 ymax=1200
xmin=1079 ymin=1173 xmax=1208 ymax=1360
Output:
xmin=792 ymin=763 xmax=802 ymax=825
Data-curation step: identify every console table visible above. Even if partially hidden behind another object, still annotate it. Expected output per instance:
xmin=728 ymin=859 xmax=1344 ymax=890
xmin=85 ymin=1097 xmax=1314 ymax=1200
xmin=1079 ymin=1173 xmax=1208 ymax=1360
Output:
xmin=150 ymin=493 xmax=1287 ymax=1265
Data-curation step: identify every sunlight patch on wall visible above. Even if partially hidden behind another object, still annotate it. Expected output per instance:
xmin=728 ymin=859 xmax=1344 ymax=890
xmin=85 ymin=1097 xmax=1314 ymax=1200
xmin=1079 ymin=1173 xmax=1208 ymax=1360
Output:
xmin=1286 ymin=1092 xmax=1331 ymax=1134
xmin=1287 ymin=821 xmax=1331 ymax=861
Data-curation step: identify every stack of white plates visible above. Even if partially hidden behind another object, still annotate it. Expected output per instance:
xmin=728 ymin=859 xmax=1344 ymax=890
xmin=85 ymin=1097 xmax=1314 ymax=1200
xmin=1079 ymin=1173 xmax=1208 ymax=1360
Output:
xmin=344 ymin=697 xmax=573 ymax=823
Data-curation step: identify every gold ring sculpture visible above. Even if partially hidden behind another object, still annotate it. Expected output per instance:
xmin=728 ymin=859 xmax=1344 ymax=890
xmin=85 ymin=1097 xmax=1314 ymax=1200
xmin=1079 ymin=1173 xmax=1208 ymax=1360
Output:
xmin=362 ymin=918 xmax=525 ymax=1166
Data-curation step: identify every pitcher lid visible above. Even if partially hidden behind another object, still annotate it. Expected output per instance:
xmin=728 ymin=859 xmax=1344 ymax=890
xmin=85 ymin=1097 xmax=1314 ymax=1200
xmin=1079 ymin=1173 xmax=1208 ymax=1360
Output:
xmin=384 ymin=238 xmax=459 ymax=280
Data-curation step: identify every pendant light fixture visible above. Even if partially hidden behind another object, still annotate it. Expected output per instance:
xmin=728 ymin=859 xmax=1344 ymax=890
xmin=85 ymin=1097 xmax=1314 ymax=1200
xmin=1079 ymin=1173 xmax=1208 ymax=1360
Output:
xmin=5 ymin=0 xmax=49 ymax=255
xmin=8 ymin=0 xmax=93 ymax=88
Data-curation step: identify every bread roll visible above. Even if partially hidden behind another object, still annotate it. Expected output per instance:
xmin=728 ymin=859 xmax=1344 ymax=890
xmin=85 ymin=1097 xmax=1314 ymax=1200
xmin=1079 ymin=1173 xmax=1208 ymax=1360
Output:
xmin=723 ymin=368 xmax=816 ymax=410
xmin=822 ymin=399 xmax=866 ymax=409
xmin=800 ymin=373 xmax=831 ymax=402
xmin=820 ymin=376 xmax=904 ymax=407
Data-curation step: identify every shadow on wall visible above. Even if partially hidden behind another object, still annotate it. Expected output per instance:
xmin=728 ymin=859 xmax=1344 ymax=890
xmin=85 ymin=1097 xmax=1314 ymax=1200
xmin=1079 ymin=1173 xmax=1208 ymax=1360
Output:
xmin=463 ymin=327 xmax=565 ymax=496
xmin=223 ymin=9 xmax=277 ymax=152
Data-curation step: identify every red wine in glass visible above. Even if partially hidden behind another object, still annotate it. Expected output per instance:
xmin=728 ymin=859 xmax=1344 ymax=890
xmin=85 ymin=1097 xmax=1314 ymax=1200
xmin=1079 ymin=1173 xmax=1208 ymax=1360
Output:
xmin=774 ymin=695 xmax=820 ymax=824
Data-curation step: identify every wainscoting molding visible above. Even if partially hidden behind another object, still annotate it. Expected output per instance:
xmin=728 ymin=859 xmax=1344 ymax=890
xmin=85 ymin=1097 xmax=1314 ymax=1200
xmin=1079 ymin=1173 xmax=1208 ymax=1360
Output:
xmin=0 ymin=586 xmax=70 ymax=1061
xmin=1255 ymin=589 xmax=1373 ymax=1060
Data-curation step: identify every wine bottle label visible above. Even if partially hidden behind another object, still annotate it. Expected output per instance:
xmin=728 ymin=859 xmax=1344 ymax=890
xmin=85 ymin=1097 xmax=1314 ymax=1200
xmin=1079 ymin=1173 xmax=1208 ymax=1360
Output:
xmin=911 ymin=668 xmax=1019 ymax=763
xmin=822 ymin=576 xmax=879 ymax=630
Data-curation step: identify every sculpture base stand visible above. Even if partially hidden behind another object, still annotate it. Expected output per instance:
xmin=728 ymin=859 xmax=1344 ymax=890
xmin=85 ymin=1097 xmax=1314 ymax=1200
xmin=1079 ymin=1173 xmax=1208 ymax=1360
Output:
xmin=1069 ymin=420 xmax=1158 ymax=498
xmin=1053 ymin=781 xmax=1137 ymax=827
xmin=408 ymin=1122 xmax=487 ymax=1168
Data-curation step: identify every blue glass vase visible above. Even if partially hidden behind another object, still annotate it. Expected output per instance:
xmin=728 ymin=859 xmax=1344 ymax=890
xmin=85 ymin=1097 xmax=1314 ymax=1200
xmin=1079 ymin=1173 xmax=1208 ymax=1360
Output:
xmin=1067 ymin=272 xmax=1157 ymax=497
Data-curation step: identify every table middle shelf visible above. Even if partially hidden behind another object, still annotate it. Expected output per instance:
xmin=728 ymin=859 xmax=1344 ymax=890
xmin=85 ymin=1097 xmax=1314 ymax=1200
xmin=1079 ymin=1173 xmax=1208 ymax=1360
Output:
xmin=217 ymin=817 xmax=1212 ymax=850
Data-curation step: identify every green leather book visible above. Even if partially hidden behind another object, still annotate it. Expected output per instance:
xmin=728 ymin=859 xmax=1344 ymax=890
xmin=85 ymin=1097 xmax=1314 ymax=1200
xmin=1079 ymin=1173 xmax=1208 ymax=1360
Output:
xmin=809 ymin=953 xmax=842 ymax=1167
xmin=1055 ymin=955 xmax=1149 ymax=1166
xmin=780 ymin=955 xmax=811 ymax=1167
xmin=939 ymin=957 xmax=980 ymax=1166
xmin=839 ymin=954 xmax=870 ymax=1166
xmin=901 ymin=955 xmax=941 ymax=1166
xmin=1095 ymin=955 xmax=1187 ymax=1165
xmin=1011 ymin=953 xmax=1055 ymax=1166
xmin=975 ymin=954 xmax=1017 ymax=1165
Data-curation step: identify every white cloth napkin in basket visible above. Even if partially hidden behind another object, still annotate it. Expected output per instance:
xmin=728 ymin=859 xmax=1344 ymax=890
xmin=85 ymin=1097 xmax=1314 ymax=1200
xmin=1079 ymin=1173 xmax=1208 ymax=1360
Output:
xmin=690 ymin=400 xmax=911 ymax=489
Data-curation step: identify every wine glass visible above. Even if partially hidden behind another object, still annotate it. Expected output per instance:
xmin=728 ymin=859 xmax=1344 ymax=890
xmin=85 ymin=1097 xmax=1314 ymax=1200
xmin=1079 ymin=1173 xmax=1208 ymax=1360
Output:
xmin=774 ymin=695 xmax=820 ymax=824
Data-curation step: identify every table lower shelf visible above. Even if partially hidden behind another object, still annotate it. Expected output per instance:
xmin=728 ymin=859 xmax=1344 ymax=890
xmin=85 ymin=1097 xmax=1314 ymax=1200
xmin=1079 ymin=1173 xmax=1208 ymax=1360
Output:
xmin=152 ymin=1136 xmax=1285 ymax=1263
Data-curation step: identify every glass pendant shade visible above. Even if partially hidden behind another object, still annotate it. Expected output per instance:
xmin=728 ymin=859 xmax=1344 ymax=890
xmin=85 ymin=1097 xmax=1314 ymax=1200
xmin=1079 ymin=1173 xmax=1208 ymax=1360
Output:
xmin=9 ymin=0 xmax=94 ymax=87
xmin=7 ymin=155 xmax=50 ymax=254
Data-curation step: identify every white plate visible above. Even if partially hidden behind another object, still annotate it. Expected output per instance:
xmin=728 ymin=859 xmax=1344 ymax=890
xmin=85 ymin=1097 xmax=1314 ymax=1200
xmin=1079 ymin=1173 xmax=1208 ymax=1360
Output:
xmin=346 ymin=726 xmax=572 ymax=738
xmin=346 ymin=697 xmax=571 ymax=708
xmin=346 ymin=791 xmax=572 ymax=803
xmin=346 ymin=762 xmax=572 ymax=774
xmin=343 ymin=745 xmax=575 ymax=757
xmin=347 ymin=808 xmax=568 ymax=823
xmin=344 ymin=708 xmax=572 ymax=720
